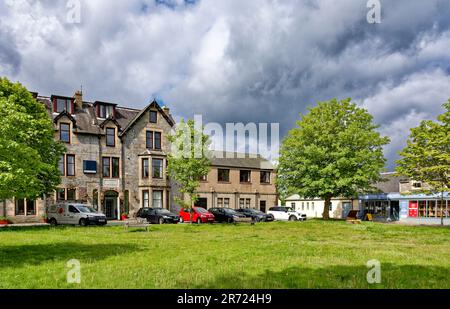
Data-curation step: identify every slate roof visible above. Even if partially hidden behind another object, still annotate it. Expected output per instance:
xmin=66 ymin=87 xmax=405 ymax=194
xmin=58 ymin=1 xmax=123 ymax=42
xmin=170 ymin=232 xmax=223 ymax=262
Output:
xmin=372 ymin=172 xmax=408 ymax=193
xmin=37 ymin=94 xmax=167 ymax=136
xmin=209 ymin=151 xmax=274 ymax=170
xmin=120 ymin=100 xmax=174 ymax=136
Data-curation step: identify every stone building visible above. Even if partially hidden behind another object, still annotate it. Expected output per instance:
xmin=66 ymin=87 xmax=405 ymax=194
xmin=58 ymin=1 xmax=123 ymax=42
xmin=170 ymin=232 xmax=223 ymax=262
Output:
xmin=1 ymin=90 xmax=174 ymax=222
xmin=185 ymin=151 xmax=278 ymax=212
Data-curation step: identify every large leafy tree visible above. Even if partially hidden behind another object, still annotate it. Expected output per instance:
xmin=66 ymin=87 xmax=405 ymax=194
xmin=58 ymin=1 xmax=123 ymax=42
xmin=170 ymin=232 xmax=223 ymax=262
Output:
xmin=0 ymin=77 xmax=66 ymax=205
xmin=396 ymin=101 xmax=450 ymax=226
xmin=277 ymin=98 xmax=390 ymax=219
xmin=168 ymin=119 xmax=211 ymax=222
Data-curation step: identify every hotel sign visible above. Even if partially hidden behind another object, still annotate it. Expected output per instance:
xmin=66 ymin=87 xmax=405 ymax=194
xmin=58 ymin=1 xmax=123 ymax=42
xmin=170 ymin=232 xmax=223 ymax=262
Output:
xmin=103 ymin=179 xmax=119 ymax=188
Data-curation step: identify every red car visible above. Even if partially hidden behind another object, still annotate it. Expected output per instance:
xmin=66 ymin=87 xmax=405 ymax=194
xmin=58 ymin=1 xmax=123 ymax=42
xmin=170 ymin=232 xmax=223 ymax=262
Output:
xmin=179 ymin=206 xmax=215 ymax=224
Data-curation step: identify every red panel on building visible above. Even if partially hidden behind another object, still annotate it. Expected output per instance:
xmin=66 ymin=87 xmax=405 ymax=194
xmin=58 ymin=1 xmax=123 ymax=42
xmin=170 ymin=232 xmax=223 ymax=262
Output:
xmin=408 ymin=201 xmax=418 ymax=217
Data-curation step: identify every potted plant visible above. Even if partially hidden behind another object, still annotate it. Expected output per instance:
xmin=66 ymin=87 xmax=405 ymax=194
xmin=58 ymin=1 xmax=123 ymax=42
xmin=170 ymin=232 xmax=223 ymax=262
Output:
xmin=121 ymin=213 xmax=128 ymax=221
xmin=0 ymin=216 xmax=9 ymax=225
xmin=40 ymin=214 xmax=48 ymax=223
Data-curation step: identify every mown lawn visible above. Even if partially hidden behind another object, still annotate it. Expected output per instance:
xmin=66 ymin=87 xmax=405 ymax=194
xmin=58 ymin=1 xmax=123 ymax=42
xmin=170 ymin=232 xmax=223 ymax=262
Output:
xmin=0 ymin=220 xmax=449 ymax=289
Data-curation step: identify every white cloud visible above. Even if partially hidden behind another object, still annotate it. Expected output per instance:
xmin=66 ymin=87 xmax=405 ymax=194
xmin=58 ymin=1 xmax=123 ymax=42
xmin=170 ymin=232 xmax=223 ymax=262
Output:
xmin=1 ymin=0 xmax=450 ymax=167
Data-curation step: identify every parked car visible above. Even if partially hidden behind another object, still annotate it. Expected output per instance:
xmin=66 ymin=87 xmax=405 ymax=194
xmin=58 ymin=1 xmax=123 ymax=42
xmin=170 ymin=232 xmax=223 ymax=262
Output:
xmin=209 ymin=207 xmax=251 ymax=223
xmin=47 ymin=203 xmax=107 ymax=226
xmin=179 ymin=206 xmax=215 ymax=224
xmin=136 ymin=207 xmax=179 ymax=224
xmin=268 ymin=206 xmax=307 ymax=221
xmin=236 ymin=208 xmax=274 ymax=222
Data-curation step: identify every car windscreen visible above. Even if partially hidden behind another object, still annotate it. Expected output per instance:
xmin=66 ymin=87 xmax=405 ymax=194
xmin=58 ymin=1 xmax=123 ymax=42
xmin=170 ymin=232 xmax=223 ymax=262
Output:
xmin=77 ymin=206 xmax=96 ymax=213
xmin=245 ymin=208 xmax=261 ymax=213
xmin=195 ymin=207 xmax=208 ymax=213
xmin=223 ymin=208 xmax=238 ymax=215
xmin=156 ymin=209 xmax=171 ymax=214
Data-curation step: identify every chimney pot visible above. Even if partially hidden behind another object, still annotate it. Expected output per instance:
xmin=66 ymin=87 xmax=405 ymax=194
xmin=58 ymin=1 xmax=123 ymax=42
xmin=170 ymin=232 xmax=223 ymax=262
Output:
xmin=74 ymin=90 xmax=83 ymax=110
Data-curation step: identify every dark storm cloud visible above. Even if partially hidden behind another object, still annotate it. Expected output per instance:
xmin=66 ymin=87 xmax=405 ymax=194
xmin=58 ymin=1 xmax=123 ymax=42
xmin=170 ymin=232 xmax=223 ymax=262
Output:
xmin=0 ymin=0 xmax=449 ymax=169
xmin=0 ymin=27 xmax=21 ymax=75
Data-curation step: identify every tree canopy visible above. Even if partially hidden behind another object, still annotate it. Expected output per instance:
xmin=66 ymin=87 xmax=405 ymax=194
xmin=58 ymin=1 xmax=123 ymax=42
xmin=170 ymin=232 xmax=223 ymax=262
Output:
xmin=396 ymin=100 xmax=450 ymax=225
xmin=277 ymin=98 xmax=390 ymax=219
xmin=0 ymin=77 xmax=66 ymax=200
xmin=168 ymin=119 xmax=211 ymax=210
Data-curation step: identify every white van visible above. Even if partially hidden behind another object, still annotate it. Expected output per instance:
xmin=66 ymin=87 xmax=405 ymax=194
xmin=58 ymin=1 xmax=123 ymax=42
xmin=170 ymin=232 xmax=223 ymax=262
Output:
xmin=47 ymin=203 xmax=107 ymax=226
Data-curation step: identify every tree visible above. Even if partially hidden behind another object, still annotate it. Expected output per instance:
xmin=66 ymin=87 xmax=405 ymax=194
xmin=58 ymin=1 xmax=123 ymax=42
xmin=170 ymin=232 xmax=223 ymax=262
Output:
xmin=396 ymin=101 xmax=450 ymax=226
xmin=0 ymin=77 xmax=66 ymax=205
xmin=168 ymin=119 xmax=211 ymax=223
xmin=277 ymin=98 xmax=390 ymax=219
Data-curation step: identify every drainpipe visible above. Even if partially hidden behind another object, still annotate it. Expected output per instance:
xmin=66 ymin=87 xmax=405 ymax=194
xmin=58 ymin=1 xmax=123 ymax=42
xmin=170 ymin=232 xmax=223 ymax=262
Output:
xmin=98 ymin=135 xmax=103 ymax=213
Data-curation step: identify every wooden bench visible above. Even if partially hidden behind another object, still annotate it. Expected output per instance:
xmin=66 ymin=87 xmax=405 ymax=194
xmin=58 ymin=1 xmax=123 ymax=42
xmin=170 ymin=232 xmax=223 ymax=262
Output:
xmin=233 ymin=217 xmax=255 ymax=225
xmin=124 ymin=219 xmax=151 ymax=231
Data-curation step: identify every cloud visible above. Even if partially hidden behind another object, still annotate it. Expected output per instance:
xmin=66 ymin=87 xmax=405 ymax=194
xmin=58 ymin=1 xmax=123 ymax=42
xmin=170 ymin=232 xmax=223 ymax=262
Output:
xmin=0 ymin=0 xmax=450 ymax=169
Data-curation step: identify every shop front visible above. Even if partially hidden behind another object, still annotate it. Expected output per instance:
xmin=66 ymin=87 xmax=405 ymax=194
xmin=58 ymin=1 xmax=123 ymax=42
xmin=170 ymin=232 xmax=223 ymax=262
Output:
xmin=360 ymin=192 xmax=449 ymax=223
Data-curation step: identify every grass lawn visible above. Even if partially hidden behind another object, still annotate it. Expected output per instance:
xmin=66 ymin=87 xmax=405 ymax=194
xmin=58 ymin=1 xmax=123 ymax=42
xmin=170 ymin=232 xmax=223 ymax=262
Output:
xmin=0 ymin=220 xmax=449 ymax=289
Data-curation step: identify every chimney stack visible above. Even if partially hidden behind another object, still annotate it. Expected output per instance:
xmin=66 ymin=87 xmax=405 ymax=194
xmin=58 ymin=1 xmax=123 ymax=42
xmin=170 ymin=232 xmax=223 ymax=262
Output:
xmin=73 ymin=90 xmax=83 ymax=110
xmin=163 ymin=106 xmax=170 ymax=115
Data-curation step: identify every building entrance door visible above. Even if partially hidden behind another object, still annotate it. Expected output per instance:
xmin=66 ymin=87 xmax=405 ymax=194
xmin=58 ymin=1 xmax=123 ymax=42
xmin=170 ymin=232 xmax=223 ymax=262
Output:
xmin=104 ymin=191 xmax=119 ymax=220
xmin=260 ymin=201 xmax=267 ymax=213
xmin=197 ymin=198 xmax=208 ymax=209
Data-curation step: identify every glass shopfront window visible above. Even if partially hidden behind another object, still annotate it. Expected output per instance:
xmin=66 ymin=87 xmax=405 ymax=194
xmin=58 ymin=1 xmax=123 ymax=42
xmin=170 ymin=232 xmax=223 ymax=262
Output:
xmin=363 ymin=200 xmax=389 ymax=217
xmin=412 ymin=199 xmax=449 ymax=218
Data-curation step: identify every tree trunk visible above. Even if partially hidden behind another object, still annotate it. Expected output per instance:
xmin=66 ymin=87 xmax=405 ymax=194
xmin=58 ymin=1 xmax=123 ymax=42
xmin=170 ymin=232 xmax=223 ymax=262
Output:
xmin=322 ymin=195 xmax=331 ymax=220
xmin=189 ymin=195 xmax=193 ymax=224
xmin=441 ymin=192 xmax=444 ymax=227
xmin=2 ymin=200 xmax=6 ymax=217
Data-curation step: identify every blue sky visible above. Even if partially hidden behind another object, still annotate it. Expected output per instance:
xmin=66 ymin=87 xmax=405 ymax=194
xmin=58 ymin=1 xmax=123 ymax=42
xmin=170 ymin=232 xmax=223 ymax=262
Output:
xmin=0 ymin=0 xmax=450 ymax=169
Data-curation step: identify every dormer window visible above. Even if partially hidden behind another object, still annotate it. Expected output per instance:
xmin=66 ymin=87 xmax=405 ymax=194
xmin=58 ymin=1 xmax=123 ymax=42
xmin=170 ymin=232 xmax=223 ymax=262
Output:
xmin=99 ymin=105 xmax=113 ymax=118
xmin=95 ymin=101 xmax=117 ymax=118
xmin=412 ymin=181 xmax=422 ymax=188
xmin=52 ymin=96 xmax=74 ymax=114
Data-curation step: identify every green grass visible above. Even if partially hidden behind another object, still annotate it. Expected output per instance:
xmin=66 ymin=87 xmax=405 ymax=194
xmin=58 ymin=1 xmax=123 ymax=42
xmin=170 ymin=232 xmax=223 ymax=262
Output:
xmin=0 ymin=220 xmax=449 ymax=288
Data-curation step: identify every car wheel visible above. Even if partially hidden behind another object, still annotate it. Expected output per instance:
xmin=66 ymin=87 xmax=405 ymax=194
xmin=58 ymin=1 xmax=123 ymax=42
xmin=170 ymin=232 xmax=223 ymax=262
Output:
xmin=288 ymin=215 xmax=297 ymax=221
xmin=180 ymin=217 xmax=184 ymax=223
xmin=79 ymin=218 xmax=88 ymax=226
xmin=158 ymin=217 xmax=164 ymax=224
xmin=227 ymin=217 xmax=233 ymax=224
xmin=196 ymin=218 xmax=202 ymax=224
xmin=49 ymin=218 xmax=57 ymax=226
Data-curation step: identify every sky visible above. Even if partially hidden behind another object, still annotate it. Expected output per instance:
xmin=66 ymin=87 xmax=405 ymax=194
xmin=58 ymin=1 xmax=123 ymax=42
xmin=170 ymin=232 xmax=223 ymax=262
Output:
xmin=1 ymin=0 xmax=450 ymax=170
